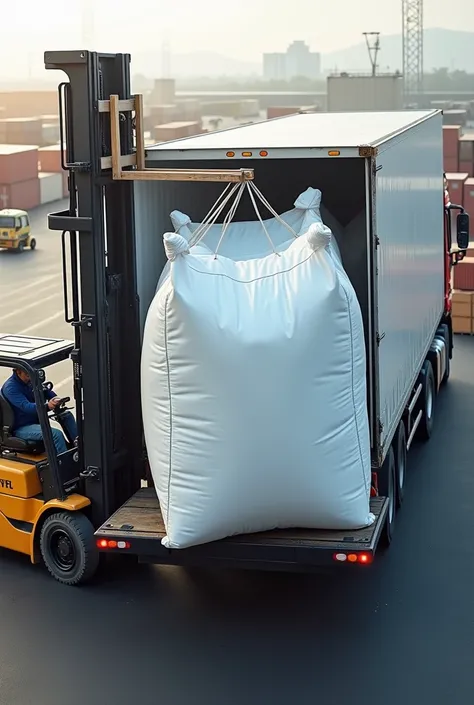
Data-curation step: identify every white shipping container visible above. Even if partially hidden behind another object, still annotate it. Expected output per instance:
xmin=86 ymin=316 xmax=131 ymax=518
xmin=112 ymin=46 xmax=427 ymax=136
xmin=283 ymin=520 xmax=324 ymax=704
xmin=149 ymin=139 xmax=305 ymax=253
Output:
xmin=39 ymin=171 xmax=63 ymax=204
xmin=327 ymin=75 xmax=403 ymax=112
xmin=134 ymin=110 xmax=444 ymax=464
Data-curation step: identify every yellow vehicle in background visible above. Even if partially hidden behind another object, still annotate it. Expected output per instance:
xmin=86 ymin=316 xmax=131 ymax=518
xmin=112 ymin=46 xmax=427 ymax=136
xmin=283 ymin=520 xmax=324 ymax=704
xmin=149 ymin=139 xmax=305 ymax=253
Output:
xmin=0 ymin=209 xmax=36 ymax=252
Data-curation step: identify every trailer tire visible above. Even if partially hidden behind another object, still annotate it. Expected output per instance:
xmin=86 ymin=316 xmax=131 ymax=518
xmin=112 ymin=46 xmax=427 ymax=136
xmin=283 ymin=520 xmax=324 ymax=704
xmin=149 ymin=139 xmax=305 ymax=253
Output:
xmin=40 ymin=511 xmax=99 ymax=586
xmin=417 ymin=361 xmax=436 ymax=441
xmin=394 ymin=421 xmax=407 ymax=507
xmin=379 ymin=445 xmax=396 ymax=546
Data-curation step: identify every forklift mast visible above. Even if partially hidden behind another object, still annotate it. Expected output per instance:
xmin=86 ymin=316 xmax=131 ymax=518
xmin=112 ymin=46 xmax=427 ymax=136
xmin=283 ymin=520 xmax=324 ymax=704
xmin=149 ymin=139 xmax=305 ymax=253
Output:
xmin=44 ymin=51 xmax=143 ymax=525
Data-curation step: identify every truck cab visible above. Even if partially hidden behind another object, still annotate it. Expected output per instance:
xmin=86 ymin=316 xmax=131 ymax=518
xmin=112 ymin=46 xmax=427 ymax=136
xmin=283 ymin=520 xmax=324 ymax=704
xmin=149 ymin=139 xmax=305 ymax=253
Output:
xmin=0 ymin=208 xmax=36 ymax=252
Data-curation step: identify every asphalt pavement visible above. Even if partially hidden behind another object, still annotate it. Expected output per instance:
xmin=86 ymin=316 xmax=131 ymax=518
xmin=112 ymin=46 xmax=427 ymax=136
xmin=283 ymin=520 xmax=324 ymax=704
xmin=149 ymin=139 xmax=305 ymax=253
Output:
xmin=1 ymin=203 xmax=474 ymax=705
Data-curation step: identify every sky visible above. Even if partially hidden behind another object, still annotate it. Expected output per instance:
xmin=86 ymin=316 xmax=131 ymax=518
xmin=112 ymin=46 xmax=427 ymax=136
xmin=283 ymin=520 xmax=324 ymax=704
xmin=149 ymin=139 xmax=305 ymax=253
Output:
xmin=2 ymin=0 xmax=474 ymax=77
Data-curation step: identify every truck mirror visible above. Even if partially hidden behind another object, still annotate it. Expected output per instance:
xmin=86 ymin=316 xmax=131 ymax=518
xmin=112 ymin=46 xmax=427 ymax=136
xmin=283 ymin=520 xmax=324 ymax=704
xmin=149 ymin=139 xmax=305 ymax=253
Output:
xmin=456 ymin=212 xmax=470 ymax=251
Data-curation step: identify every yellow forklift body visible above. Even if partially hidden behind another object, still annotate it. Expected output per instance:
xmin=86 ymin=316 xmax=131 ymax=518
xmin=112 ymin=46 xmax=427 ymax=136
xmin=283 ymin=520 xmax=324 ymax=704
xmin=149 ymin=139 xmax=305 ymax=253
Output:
xmin=0 ymin=455 xmax=91 ymax=561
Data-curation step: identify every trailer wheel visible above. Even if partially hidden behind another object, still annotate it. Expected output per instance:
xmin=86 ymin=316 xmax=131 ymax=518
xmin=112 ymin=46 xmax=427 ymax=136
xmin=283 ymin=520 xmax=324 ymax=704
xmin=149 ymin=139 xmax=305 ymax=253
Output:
xmin=417 ymin=361 xmax=436 ymax=441
xmin=40 ymin=511 xmax=99 ymax=586
xmin=379 ymin=445 xmax=396 ymax=546
xmin=394 ymin=421 xmax=407 ymax=507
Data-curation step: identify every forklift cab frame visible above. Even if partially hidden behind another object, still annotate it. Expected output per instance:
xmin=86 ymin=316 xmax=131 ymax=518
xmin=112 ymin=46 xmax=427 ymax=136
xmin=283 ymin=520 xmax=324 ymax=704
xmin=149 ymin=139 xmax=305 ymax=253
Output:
xmin=0 ymin=334 xmax=81 ymax=501
xmin=0 ymin=334 xmax=97 ymax=585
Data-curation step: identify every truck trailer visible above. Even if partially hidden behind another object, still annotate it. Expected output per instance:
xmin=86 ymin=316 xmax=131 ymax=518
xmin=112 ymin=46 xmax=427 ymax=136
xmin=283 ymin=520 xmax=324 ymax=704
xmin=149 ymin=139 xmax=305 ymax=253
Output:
xmin=0 ymin=50 xmax=469 ymax=584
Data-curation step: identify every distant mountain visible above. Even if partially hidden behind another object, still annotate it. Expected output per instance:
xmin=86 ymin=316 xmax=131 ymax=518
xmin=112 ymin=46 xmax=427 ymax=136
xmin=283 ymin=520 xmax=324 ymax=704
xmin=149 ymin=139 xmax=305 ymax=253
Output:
xmin=323 ymin=28 xmax=474 ymax=74
xmin=132 ymin=50 xmax=261 ymax=79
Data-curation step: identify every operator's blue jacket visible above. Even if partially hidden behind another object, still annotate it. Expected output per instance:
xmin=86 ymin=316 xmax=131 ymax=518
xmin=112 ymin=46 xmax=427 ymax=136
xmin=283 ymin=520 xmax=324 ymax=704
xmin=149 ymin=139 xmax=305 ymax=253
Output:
xmin=1 ymin=373 xmax=55 ymax=431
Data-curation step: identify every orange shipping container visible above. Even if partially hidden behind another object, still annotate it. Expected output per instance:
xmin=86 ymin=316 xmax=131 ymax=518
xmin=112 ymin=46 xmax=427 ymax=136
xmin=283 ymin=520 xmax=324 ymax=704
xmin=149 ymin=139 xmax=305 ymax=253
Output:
xmin=38 ymin=145 xmax=63 ymax=173
xmin=453 ymin=258 xmax=474 ymax=290
xmin=459 ymin=135 xmax=474 ymax=177
xmin=444 ymin=155 xmax=459 ymax=173
xmin=443 ymin=125 xmax=461 ymax=159
xmin=463 ymin=178 xmax=474 ymax=233
xmin=0 ymin=179 xmax=40 ymax=210
xmin=0 ymin=91 xmax=58 ymax=118
xmin=0 ymin=145 xmax=39 ymax=184
xmin=446 ymin=172 xmax=469 ymax=206
xmin=153 ymin=121 xmax=201 ymax=142
xmin=267 ymin=106 xmax=300 ymax=119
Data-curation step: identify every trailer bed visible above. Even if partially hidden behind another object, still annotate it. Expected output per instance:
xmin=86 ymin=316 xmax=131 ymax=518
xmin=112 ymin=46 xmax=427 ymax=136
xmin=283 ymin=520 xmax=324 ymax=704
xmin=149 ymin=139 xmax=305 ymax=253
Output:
xmin=96 ymin=489 xmax=388 ymax=570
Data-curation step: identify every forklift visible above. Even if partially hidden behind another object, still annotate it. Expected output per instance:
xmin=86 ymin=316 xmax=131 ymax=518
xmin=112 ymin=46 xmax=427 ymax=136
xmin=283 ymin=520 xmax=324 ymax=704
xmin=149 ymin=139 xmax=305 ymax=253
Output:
xmin=0 ymin=335 xmax=97 ymax=584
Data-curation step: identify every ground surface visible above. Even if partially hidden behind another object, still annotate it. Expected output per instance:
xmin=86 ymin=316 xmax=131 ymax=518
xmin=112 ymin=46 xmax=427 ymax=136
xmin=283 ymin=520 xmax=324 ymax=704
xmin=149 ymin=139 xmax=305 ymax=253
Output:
xmin=1 ymin=202 xmax=474 ymax=705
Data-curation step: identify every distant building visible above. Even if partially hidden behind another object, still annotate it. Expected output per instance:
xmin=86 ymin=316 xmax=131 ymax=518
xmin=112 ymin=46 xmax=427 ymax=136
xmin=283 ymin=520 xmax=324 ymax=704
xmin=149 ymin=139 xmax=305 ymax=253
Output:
xmin=263 ymin=41 xmax=321 ymax=81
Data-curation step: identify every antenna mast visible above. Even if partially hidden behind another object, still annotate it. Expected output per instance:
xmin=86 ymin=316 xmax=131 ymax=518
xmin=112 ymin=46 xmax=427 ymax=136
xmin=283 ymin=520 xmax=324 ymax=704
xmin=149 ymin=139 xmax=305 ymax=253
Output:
xmin=363 ymin=32 xmax=381 ymax=77
xmin=402 ymin=0 xmax=424 ymax=103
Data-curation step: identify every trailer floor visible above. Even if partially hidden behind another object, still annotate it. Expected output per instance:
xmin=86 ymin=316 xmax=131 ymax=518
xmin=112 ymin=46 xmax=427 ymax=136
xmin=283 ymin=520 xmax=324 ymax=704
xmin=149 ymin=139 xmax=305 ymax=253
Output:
xmin=97 ymin=487 xmax=386 ymax=554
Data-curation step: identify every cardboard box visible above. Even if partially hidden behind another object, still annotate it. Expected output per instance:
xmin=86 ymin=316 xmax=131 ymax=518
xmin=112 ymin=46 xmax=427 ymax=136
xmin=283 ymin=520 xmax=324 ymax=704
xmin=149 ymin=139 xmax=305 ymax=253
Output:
xmin=452 ymin=316 xmax=473 ymax=334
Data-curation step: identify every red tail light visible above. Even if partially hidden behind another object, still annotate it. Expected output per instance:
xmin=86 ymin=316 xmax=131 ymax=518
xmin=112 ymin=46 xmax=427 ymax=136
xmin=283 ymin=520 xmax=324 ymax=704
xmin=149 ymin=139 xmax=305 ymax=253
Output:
xmin=96 ymin=539 xmax=131 ymax=550
xmin=333 ymin=552 xmax=373 ymax=565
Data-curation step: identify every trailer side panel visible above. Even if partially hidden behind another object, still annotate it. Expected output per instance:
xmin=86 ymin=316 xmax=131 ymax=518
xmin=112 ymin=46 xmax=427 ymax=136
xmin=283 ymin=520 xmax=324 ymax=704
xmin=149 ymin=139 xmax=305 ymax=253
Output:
xmin=375 ymin=113 xmax=444 ymax=456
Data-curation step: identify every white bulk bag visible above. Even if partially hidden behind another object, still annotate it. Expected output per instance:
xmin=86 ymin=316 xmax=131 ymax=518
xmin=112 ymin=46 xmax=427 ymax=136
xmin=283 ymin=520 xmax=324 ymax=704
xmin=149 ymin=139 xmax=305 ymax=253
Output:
xmin=141 ymin=185 xmax=373 ymax=549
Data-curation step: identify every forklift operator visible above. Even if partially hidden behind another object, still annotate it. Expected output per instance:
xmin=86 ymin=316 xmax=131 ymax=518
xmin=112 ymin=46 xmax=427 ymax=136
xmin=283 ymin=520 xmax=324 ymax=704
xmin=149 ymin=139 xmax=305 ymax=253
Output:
xmin=1 ymin=369 xmax=77 ymax=454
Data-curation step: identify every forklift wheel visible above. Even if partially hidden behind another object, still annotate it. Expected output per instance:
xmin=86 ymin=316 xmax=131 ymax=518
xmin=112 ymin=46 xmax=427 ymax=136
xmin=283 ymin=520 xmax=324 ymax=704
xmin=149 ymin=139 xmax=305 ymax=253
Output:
xmin=40 ymin=511 xmax=99 ymax=586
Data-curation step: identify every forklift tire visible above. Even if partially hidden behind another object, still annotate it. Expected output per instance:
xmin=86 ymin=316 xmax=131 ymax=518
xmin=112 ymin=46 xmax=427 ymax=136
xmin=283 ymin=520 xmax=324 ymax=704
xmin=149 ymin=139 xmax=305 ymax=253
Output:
xmin=40 ymin=511 xmax=99 ymax=586
xmin=29 ymin=238 xmax=36 ymax=250
xmin=394 ymin=421 xmax=407 ymax=508
xmin=416 ymin=360 xmax=436 ymax=442
xmin=379 ymin=445 xmax=396 ymax=547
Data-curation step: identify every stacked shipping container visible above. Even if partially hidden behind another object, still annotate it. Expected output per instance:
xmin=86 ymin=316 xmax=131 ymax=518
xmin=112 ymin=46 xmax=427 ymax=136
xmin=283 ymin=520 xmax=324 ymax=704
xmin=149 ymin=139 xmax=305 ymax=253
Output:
xmin=0 ymin=145 xmax=40 ymax=210
xmin=443 ymin=125 xmax=461 ymax=172
xmin=38 ymin=145 xmax=68 ymax=197
xmin=459 ymin=136 xmax=474 ymax=177
xmin=153 ymin=121 xmax=202 ymax=142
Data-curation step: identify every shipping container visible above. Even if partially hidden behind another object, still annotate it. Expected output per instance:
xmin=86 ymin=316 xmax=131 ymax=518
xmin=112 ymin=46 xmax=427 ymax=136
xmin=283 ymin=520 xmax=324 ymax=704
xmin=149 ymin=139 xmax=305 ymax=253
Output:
xmin=443 ymin=109 xmax=467 ymax=127
xmin=201 ymin=101 xmax=255 ymax=118
xmin=458 ymin=135 xmax=474 ymax=176
xmin=443 ymin=125 xmax=461 ymax=159
xmin=446 ymin=173 xmax=469 ymax=205
xmin=42 ymin=123 xmax=60 ymax=145
xmin=38 ymin=144 xmax=63 ymax=172
xmin=327 ymin=75 xmax=403 ymax=112
xmin=453 ymin=258 xmax=474 ymax=290
xmin=463 ymin=178 xmax=474 ymax=231
xmin=153 ymin=121 xmax=201 ymax=142
xmin=39 ymin=172 xmax=63 ymax=204
xmin=0 ymin=91 xmax=57 ymax=118
xmin=0 ymin=178 xmax=40 ymax=210
xmin=444 ymin=155 xmax=459 ymax=173
xmin=0 ymin=144 xmax=39 ymax=184
xmin=0 ymin=117 xmax=43 ymax=146
xmin=267 ymin=106 xmax=300 ymax=119
xmin=175 ymin=99 xmax=203 ymax=121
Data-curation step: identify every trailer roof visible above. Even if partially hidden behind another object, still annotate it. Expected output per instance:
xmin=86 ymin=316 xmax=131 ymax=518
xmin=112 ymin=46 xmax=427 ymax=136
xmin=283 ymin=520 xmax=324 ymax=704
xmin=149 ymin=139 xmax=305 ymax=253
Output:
xmin=148 ymin=110 xmax=438 ymax=153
